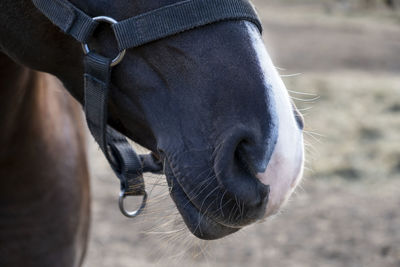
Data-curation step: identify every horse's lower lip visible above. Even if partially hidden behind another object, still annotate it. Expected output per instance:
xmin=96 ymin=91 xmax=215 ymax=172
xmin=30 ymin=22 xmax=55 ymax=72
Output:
xmin=163 ymin=159 xmax=240 ymax=240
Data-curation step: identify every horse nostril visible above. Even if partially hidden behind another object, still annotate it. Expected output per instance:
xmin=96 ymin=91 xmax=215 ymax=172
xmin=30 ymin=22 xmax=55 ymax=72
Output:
xmin=234 ymin=140 xmax=255 ymax=174
xmin=215 ymin=130 xmax=275 ymax=212
xmin=211 ymin=121 xmax=279 ymax=225
xmin=233 ymin=131 xmax=277 ymax=175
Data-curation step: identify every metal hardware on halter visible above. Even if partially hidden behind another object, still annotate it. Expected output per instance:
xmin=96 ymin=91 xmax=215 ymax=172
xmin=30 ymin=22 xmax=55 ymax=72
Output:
xmin=106 ymin=143 xmax=148 ymax=218
xmin=119 ymin=189 xmax=148 ymax=218
xmin=81 ymin=16 xmax=126 ymax=67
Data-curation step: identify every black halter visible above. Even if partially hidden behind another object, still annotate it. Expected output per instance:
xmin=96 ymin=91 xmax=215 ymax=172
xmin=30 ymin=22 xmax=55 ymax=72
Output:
xmin=32 ymin=0 xmax=262 ymax=217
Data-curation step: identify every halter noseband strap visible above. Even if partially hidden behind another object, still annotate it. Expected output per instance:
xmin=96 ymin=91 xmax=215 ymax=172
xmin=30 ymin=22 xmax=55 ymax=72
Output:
xmin=32 ymin=0 xmax=262 ymax=218
xmin=32 ymin=0 xmax=262 ymax=48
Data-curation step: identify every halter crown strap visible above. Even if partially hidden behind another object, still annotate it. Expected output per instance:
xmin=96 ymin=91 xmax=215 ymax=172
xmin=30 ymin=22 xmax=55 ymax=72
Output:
xmin=31 ymin=0 xmax=262 ymax=218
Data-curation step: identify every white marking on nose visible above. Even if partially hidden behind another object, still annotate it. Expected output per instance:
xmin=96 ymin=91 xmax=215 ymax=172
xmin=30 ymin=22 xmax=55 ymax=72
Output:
xmin=245 ymin=22 xmax=304 ymax=217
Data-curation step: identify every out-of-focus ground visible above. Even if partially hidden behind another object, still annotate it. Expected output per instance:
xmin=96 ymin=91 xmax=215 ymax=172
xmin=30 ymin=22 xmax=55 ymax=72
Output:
xmin=84 ymin=1 xmax=400 ymax=266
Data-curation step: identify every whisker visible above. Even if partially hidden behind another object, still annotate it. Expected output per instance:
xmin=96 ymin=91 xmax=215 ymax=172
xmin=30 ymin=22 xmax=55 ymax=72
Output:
xmin=288 ymin=90 xmax=318 ymax=96
xmin=281 ymin=73 xmax=302 ymax=77
xmin=290 ymin=95 xmax=321 ymax=102
xmin=297 ymin=106 xmax=314 ymax=112
xmin=274 ymin=66 xmax=286 ymax=71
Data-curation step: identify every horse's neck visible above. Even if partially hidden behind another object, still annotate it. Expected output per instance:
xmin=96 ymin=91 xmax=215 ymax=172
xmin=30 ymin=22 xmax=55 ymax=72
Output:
xmin=0 ymin=53 xmax=90 ymax=266
xmin=0 ymin=54 xmax=38 ymax=152
xmin=0 ymin=51 xmax=85 ymax=183
xmin=0 ymin=51 xmax=88 ymax=231
xmin=0 ymin=53 xmax=40 ymax=148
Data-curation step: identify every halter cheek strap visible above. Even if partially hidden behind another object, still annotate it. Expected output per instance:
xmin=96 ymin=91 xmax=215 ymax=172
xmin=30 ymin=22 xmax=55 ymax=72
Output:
xmin=32 ymin=0 xmax=262 ymax=218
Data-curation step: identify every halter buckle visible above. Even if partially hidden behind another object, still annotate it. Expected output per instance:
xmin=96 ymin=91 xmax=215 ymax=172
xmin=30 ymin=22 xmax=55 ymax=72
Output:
xmin=81 ymin=16 xmax=126 ymax=67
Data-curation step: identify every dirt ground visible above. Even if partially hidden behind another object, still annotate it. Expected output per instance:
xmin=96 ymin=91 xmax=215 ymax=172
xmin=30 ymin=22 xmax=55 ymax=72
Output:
xmin=83 ymin=1 xmax=400 ymax=267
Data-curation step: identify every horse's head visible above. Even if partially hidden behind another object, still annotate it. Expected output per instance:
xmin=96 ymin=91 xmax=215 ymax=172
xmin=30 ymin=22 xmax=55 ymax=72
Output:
xmin=2 ymin=0 xmax=304 ymax=239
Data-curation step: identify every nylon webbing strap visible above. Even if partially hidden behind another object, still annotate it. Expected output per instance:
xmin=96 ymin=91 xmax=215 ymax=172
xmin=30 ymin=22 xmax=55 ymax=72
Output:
xmin=32 ymin=0 xmax=262 ymax=49
xmin=32 ymin=0 xmax=98 ymax=43
xmin=84 ymin=52 xmax=145 ymax=196
xmin=113 ymin=0 xmax=262 ymax=50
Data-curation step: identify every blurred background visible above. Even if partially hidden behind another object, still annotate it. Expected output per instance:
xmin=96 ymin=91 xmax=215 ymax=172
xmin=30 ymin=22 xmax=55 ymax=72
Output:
xmin=83 ymin=1 xmax=400 ymax=266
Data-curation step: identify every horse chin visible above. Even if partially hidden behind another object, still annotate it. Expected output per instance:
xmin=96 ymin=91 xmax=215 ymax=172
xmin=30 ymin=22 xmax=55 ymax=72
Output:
xmin=164 ymin=162 xmax=240 ymax=240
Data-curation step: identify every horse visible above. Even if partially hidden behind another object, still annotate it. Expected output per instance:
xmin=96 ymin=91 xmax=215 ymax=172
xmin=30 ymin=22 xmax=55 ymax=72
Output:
xmin=0 ymin=0 xmax=305 ymax=266
xmin=0 ymin=52 xmax=90 ymax=266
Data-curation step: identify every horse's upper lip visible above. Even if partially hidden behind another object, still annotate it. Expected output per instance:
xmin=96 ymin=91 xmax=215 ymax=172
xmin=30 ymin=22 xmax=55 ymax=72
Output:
xmin=163 ymin=157 xmax=239 ymax=240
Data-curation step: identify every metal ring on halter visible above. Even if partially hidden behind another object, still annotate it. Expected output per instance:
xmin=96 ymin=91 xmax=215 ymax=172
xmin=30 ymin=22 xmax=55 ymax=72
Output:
xmin=81 ymin=16 xmax=126 ymax=67
xmin=118 ymin=189 xmax=147 ymax=218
